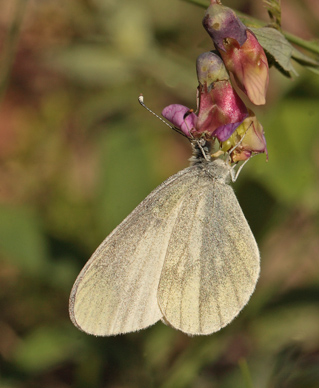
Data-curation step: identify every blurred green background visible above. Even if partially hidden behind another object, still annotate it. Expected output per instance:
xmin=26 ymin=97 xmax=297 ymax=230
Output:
xmin=1 ymin=0 xmax=319 ymax=387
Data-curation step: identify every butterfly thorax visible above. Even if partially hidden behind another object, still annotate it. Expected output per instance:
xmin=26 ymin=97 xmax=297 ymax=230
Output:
xmin=189 ymin=139 xmax=212 ymax=165
xmin=189 ymin=140 xmax=231 ymax=184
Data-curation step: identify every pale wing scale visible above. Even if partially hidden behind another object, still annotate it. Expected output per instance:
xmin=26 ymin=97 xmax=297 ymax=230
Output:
xmin=69 ymin=166 xmax=200 ymax=336
xmin=158 ymin=165 xmax=260 ymax=335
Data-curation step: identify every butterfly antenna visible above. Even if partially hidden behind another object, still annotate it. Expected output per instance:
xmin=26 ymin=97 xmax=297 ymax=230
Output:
xmin=138 ymin=94 xmax=188 ymax=138
xmin=138 ymin=94 xmax=209 ymax=161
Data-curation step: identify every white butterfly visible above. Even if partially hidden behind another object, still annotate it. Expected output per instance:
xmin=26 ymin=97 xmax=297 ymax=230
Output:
xmin=69 ymin=139 xmax=259 ymax=336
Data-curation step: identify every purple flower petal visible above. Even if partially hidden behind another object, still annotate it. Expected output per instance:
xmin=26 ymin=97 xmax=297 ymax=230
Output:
xmin=213 ymin=121 xmax=244 ymax=142
xmin=162 ymin=104 xmax=197 ymax=137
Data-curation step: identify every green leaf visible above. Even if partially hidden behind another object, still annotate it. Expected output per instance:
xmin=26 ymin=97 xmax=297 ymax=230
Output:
xmin=250 ymin=27 xmax=298 ymax=77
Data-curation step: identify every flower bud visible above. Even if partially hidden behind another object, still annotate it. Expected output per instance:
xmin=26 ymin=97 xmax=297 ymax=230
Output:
xmin=203 ymin=2 xmax=247 ymax=52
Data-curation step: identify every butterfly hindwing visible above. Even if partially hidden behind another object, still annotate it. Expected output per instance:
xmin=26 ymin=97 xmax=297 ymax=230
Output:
xmin=158 ymin=163 xmax=260 ymax=335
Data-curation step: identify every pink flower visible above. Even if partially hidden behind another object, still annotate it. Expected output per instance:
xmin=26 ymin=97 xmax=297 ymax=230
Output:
xmin=162 ymin=52 xmax=251 ymax=143
xmin=194 ymin=51 xmax=248 ymax=141
xmin=203 ymin=2 xmax=269 ymax=105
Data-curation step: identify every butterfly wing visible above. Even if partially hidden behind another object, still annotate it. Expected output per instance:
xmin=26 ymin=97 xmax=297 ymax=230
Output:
xmin=69 ymin=165 xmax=200 ymax=336
xmin=158 ymin=170 xmax=260 ymax=335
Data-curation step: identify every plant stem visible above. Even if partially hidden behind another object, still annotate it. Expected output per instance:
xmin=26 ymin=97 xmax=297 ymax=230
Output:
xmin=284 ymin=32 xmax=319 ymax=55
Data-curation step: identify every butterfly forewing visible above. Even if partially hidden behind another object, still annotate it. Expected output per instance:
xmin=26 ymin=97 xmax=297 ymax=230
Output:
xmin=69 ymin=166 xmax=200 ymax=335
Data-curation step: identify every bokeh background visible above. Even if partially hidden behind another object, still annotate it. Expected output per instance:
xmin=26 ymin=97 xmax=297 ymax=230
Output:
xmin=1 ymin=0 xmax=319 ymax=387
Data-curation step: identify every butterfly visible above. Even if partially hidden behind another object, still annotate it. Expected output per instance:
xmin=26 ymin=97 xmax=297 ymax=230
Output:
xmin=69 ymin=122 xmax=260 ymax=336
